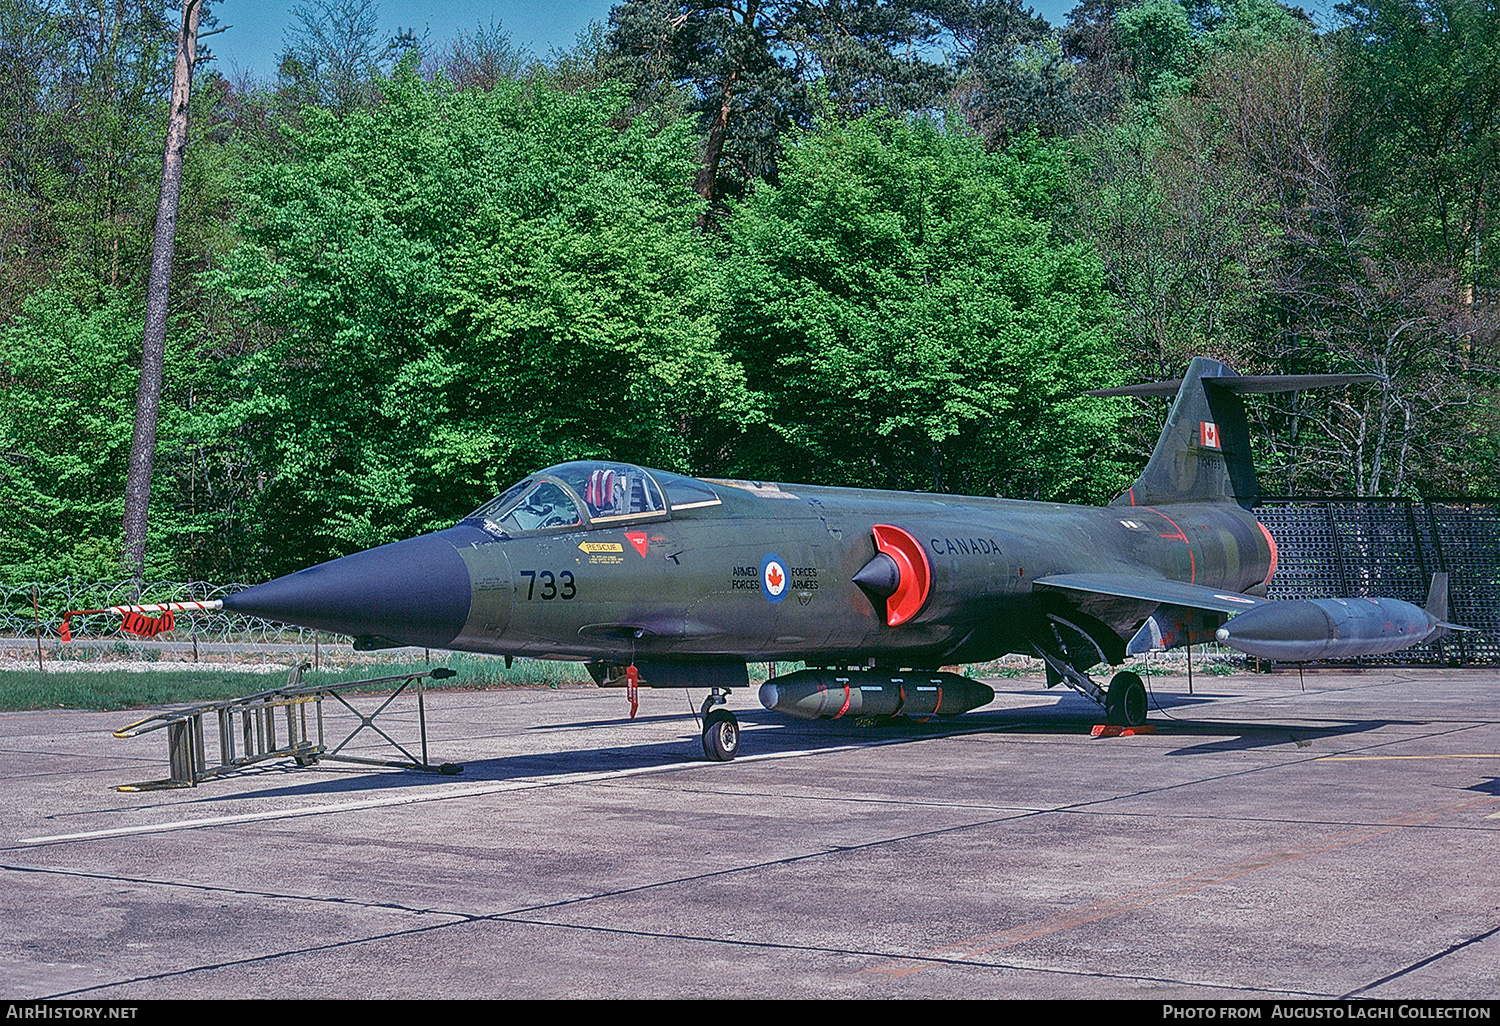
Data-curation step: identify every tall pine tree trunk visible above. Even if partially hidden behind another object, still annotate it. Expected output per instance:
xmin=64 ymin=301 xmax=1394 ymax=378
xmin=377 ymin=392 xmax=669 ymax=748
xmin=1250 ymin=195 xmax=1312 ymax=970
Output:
xmin=693 ymin=65 xmax=740 ymax=226
xmin=122 ymin=0 xmax=202 ymax=582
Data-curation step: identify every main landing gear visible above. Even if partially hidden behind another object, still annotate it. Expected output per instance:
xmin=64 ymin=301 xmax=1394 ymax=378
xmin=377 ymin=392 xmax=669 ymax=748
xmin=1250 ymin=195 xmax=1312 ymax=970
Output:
xmin=1104 ymin=670 xmax=1148 ymax=728
xmin=700 ymin=688 xmax=740 ymax=762
xmin=1032 ymin=644 xmax=1150 ymax=727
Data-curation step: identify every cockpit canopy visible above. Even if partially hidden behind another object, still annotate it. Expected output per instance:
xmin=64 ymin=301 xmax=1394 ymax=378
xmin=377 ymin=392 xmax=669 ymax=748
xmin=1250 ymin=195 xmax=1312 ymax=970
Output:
xmin=462 ymin=461 xmax=721 ymax=538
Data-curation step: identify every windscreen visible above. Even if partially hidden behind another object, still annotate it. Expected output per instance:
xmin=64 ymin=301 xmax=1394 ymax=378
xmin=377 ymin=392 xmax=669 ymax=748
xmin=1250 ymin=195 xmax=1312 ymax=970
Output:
xmin=465 ymin=480 xmax=582 ymax=536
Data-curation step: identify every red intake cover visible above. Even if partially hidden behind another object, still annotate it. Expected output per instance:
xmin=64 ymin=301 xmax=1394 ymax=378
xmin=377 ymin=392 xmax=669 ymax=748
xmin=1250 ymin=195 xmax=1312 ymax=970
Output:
xmin=1258 ymin=520 xmax=1279 ymax=585
xmin=872 ymin=524 xmax=932 ymax=626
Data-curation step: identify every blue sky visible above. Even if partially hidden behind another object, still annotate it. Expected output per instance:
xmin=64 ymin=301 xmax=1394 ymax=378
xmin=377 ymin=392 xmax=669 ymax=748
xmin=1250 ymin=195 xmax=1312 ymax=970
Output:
xmin=205 ymin=0 xmax=1085 ymax=81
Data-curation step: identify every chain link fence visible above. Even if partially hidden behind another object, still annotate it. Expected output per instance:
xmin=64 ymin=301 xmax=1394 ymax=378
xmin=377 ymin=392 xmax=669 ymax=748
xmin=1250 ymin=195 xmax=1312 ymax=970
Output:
xmin=1 ymin=580 xmax=323 ymax=644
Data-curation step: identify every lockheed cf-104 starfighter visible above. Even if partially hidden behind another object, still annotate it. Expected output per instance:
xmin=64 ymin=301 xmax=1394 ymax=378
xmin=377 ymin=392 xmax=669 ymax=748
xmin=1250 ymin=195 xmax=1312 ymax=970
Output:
xmin=130 ymin=357 xmax=1427 ymax=760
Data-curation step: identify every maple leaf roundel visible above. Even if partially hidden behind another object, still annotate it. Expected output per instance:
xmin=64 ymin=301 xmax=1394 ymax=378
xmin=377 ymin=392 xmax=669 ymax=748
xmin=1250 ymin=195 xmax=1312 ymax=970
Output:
xmin=761 ymin=553 xmax=789 ymax=604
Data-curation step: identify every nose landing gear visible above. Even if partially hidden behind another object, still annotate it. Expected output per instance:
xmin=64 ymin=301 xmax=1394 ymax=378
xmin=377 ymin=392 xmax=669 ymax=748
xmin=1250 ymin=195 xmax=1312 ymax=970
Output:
xmin=700 ymin=689 xmax=740 ymax=761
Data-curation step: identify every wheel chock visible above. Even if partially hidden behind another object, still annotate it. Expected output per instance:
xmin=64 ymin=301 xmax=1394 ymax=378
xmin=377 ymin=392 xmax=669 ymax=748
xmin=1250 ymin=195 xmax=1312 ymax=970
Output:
xmin=1090 ymin=724 xmax=1159 ymax=738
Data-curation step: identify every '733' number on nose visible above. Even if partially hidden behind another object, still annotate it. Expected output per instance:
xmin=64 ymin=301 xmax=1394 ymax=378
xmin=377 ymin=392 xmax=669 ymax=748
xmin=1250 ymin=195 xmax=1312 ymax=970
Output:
xmin=520 ymin=570 xmax=576 ymax=601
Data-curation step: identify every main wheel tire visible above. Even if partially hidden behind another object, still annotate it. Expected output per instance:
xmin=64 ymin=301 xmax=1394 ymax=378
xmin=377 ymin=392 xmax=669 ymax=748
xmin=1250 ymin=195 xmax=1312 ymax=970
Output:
xmin=702 ymin=708 xmax=740 ymax=762
xmin=1105 ymin=671 xmax=1148 ymax=727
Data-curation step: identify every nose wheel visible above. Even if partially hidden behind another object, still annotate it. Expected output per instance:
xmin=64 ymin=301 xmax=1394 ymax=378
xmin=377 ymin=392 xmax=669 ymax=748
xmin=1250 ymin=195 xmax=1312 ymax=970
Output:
xmin=700 ymin=690 xmax=740 ymax=761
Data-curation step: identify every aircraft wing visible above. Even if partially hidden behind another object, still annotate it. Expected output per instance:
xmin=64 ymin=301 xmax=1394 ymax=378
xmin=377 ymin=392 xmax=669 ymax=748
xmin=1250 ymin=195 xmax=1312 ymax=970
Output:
xmin=1031 ymin=573 xmax=1268 ymax=614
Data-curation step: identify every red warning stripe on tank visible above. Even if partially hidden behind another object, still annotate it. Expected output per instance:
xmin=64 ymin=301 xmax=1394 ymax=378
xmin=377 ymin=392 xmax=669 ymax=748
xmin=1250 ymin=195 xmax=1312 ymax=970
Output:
xmin=835 ymin=680 xmax=852 ymax=719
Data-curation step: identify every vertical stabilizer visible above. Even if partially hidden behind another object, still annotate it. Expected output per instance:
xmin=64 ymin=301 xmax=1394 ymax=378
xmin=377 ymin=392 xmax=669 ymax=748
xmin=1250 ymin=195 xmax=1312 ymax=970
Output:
xmin=1088 ymin=359 xmax=1383 ymax=508
xmin=1097 ymin=357 xmax=1257 ymax=507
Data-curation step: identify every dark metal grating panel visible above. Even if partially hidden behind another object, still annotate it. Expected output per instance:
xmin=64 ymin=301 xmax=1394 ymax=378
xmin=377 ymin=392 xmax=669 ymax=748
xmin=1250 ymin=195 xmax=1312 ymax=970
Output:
xmin=1427 ymin=501 xmax=1500 ymax=662
xmin=1253 ymin=497 xmax=1500 ymax=665
xmin=1256 ymin=502 xmax=1347 ymax=600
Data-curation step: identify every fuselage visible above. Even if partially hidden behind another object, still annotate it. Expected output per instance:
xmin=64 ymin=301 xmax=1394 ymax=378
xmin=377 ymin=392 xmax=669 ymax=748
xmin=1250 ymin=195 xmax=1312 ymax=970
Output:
xmin=220 ymin=461 xmax=1275 ymax=670
xmin=442 ymin=470 xmax=1274 ymax=667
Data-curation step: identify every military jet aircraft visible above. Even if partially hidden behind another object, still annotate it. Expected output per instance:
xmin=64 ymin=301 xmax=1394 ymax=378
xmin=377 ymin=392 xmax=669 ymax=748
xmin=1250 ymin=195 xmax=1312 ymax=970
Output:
xmin=139 ymin=357 xmax=1396 ymax=760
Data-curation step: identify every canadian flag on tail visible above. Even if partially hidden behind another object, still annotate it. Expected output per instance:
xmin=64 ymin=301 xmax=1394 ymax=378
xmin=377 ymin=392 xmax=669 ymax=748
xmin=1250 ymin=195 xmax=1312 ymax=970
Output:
xmin=1200 ymin=421 xmax=1221 ymax=449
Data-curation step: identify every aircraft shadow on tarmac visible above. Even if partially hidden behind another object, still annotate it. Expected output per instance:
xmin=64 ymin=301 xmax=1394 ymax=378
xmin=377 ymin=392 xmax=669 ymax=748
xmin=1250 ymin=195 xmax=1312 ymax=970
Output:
xmin=175 ymin=697 xmax=1409 ymax=803
xmin=971 ymin=698 xmax=1399 ymax=756
xmin=1154 ymin=719 xmax=1401 ymax=755
xmin=187 ymin=709 xmax=1002 ymax=801
xmin=1466 ymin=776 xmax=1500 ymax=796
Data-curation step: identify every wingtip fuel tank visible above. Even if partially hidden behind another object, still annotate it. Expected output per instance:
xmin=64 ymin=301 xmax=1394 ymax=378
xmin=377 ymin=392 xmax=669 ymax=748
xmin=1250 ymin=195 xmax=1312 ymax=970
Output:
xmin=1214 ymin=574 xmax=1470 ymax=661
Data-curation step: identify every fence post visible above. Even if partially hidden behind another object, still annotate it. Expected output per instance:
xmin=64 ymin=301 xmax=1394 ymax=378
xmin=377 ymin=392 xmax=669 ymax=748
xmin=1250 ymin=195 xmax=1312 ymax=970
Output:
xmin=32 ymin=585 xmax=43 ymax=672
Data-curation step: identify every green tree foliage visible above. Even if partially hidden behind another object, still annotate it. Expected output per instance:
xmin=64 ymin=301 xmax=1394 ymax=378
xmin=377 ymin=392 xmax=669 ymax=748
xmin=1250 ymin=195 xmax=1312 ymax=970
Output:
xmin=214 ymin=67 xmax=753 ymax=574
xmin=0 ymin=0 xmax=239 ymax=317
xmin=1075 ymin=16 xmax=1495 ymax=497
xmin=721 ymin=115 xmax=1130 ymax=501
xmin=0 ymin=0 xmax=72 ymax=315
xmin=936 ymin=0 xmax=1083 ymax=144
xmin=1335 ymin=0 xmax=1500 ymax=293
xmin=1062 ymin=0 xmax=1130 ymax=120
xmin=0 ymin=0 xmax=177 ymax=309
xmin=606 ymin=1 xmax=951 ymax=214
xmin=0 ymin=1 xmax=253 ymax=582
xmin=5 ymin=0 xmax=1500 ymax=590
xmin=1073 ymin=100 xmax=1277 ymax=382
xmin=1116 ymin=0 xmax=1195 ymax=96
xmin=0 ymin=291 xmax=215 ymax=580
xmin=1115 ymin=0 xmax=1309 ymax=99
xmin=787 ymin=0 xmax=951 ymax=118
xmin=1201 ymin=34 xmax=1492 ymax=496
xmin=607 ymin=0 xmax=804 ymax=212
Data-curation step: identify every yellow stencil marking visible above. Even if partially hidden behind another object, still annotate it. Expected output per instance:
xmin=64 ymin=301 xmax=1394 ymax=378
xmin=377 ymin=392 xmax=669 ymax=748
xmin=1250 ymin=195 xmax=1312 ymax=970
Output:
xmin=1317 ymin=754 xmax=1500 ymax=762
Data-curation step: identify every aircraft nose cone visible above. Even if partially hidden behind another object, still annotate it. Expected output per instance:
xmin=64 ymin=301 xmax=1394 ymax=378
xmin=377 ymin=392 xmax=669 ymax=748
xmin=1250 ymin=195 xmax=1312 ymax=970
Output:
xmin=221 ymin=526 xmax=483 ymax=648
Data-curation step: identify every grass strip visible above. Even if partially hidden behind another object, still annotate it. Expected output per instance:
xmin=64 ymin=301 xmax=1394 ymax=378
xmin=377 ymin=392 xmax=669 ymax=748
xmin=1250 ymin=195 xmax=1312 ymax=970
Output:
xmin=0 ymin=655 xmax=590 ymax=712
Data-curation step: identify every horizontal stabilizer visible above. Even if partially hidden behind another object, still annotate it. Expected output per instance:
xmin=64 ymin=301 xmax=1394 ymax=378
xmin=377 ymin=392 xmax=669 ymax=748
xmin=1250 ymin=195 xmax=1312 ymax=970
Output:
xmin=1088 ymin=373 xmax=1384 ymax=398
xmin=1033 ymin=573 xmax=1267 ymax=615
xmin=1420 ymin=572 xmax=1476 ymax=632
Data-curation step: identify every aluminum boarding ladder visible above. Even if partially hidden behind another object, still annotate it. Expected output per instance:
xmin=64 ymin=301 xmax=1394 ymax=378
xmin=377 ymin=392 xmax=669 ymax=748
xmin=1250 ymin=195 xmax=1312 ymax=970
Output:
xmin=112 ymin=663 xmax=462 ymax=791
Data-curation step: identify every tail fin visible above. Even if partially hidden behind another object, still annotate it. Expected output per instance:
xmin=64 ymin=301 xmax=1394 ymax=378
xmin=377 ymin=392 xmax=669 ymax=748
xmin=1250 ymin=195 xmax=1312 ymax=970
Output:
xmin=1089 ymin=357 xmax=1382 ymax=508
xmin=1424 ymin=571 xmax=1478 ymax=636
xmin=1424 ymin=572 xmax=1450 ymax=622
